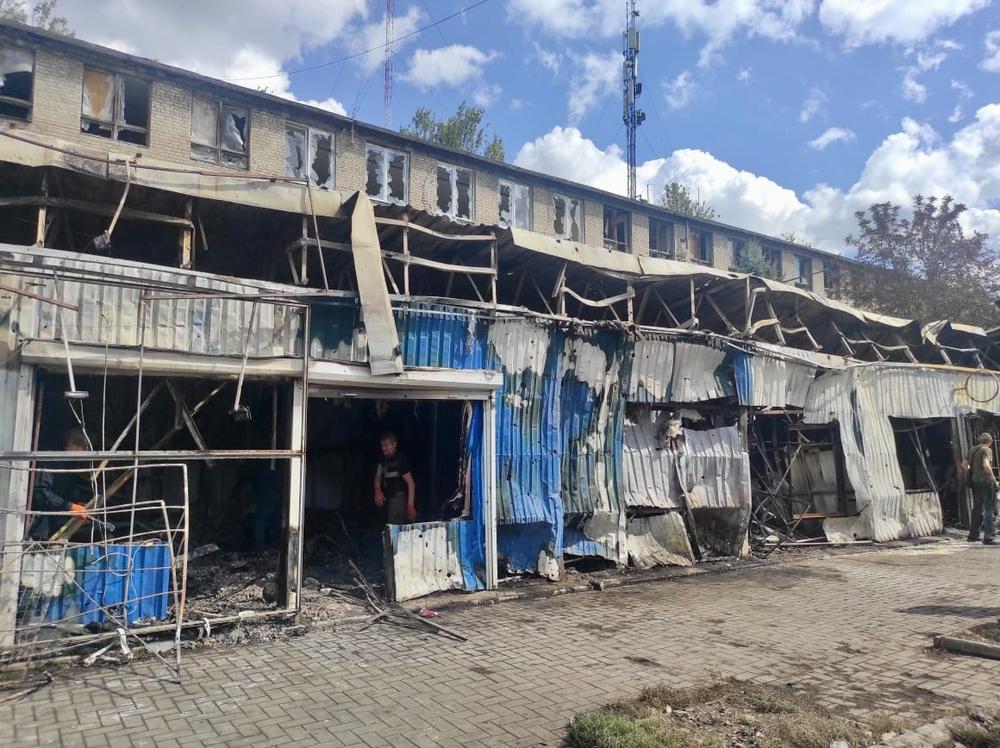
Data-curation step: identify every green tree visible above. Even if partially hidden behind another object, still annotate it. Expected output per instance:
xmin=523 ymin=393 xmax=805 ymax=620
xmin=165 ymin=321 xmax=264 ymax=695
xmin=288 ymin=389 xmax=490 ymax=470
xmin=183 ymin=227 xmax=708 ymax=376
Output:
xmin=660 ymin=181 xmax=717 ymax=221
xmin=846 ymin=195 xmax=1000 ymax=326
xmin=401 ymin=101 xmax=505 ymax=161
xmin=735 ymin=240 xmax=779 ymax=278
xmin=0 ymin=0 xmax=72 ymax=34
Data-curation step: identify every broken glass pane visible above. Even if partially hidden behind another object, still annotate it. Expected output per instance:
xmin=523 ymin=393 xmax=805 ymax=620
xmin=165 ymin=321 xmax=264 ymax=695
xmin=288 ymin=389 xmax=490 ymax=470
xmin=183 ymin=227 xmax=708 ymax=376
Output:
xmin=309 ymin=130 xmax=334 ymax=188
xmin=81 ymin=69 xmax=114 ymax=122
xmin=0 ymin=47 xmax=33 ymax=119
xmin=436 ymin=165 xmax=453 ymax=214
xmin=387 ymin=151 xmax=406 ymax=202
xmin=220 ymin=150 xmax=248 ymax=170
xmin=498 ymin=183 xmax=512 ymax=227
xmin=512 ymin=184 xmax=530 ymax=229
xmin=456 ymin=168 xmax=472 ymax=220
xmin=365 ymin=147 xmax=383 ymax=198
xmin=569 ymin=200 xmax=581 ymax=241
xmin=553 ymin=195 xmax=566 ymax=237
xmin=191 ymin=97 xmax=218 ymax=147
xmin=222 ymin=107 xmax=248 ymax=153
xmin=284 ymin=125 xmax=307 ymax=178
xmin=121 ymin=76 xmax=149 ymax=129
xmin=190 ymin=142 xmax=217 ymax=163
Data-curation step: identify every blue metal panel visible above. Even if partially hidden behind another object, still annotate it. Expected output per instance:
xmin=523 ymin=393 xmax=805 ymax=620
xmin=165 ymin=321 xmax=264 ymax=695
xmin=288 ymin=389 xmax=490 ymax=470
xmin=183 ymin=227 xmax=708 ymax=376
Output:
xmin=730 ymin=349 xmax=753 ymax=405
xmin=396 ymin=303 xmax=488 ymax=370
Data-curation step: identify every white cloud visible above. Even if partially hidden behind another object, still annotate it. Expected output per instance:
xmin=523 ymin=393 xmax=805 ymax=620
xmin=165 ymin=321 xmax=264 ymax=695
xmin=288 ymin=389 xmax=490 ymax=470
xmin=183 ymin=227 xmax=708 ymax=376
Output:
xmin=818 ymin=0 xmax=989 ymax=46
xmin=506 ymin=0 xmax=813 ymax=66
xmin=902 ymin=70 xmax=928 ymax=103
xmin=568 ymin=50 xmax=619 ymax=121
xmin=58 ymin=0 xmax=368 ymax=97
xmin=347 ymin=6 xmax=425 ymax=74
xmin=949 ymin=79 xmax=974 ymax=122
xmin=808 ymin=127 xmax=856 ymax=149
xmin=297 ymin=97 xmax=348 ymax=116
xmin=664 ymin=71 xmax=694 ymax=110
xmin=898 ymin=40 xmax=955 ymax=104
xmin=473 ymin=83 xmax=503 ymax=107
xmin=984 ymin=30 xmax=1000 ymax=73
xmin=514 ymin=106 xmax=1000 ymax=253
xmin=799 ymin=87 xmax=827 ymax=123
xmin=401 ymin=45 xmax=497 ymax=89
xmin=533 ymin=42 xmax=562 ymax=76
xmin=737 ymin=68 xmax=752 ymax=83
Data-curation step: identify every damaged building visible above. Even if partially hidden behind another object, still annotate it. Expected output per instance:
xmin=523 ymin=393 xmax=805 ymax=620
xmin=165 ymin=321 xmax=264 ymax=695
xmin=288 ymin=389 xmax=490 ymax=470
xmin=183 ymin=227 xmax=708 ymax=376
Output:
xmin=2 ymin=20 xmax=999 ymax=663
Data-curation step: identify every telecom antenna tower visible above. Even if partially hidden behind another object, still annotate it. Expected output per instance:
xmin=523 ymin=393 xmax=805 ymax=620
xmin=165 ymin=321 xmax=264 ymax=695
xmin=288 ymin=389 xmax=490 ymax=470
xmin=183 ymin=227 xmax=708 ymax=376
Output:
xmin=622 ymin=0 xmax=645 ymax=200
xmin=384 ymin=0 xmax=394 ymax=128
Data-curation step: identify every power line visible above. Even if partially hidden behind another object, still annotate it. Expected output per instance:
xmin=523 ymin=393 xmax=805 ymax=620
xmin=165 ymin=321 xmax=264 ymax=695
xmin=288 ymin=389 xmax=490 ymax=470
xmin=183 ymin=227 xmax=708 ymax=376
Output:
xmin=225 ymin=0 xmax=492 ymax=83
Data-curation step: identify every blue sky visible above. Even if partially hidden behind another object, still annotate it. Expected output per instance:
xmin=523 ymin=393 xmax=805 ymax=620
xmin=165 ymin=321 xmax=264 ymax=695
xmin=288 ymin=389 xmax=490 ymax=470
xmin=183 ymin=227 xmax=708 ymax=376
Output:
xmin=57 ymin=0 xmax=1000 ymax=253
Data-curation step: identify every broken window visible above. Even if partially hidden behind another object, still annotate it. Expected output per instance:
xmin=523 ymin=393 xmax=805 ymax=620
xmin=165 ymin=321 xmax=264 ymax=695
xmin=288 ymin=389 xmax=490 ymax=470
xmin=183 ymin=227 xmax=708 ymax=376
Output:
xmin=552 ymin=194 xmax=582 ymax=241
xmin=435 ymin=163 xmax=473 ymax=221
xmin=689 ymin=228 xmax=713 ymax=264
xmin=729 ymin=237 xmax=747 ymax=268
xmin=796 ymin=255 xmax=813 ymax=289
xmin=649 ymin=218 xmax=674 ymax=258
xmin=602 ymin=206 xmax=631 ymax=252
xmin=190 ymin=97 xmax=249 ymax=169
xmin=823 ymin=259 xmax=842 ymax=299
xmin=763 ymin=245 xmax=783 ymax=277
xmin=80 ymin=68 xmax=150 ymax=145
xmin=365 ymin=143 xmax=407 ymax=204
xmin=284 ymin=123 xmax=334 ymax=189
xmin=498 ymin=179 xmax=531 ymax=229
xmin=0 ymin=46 xmax=34 ymax=120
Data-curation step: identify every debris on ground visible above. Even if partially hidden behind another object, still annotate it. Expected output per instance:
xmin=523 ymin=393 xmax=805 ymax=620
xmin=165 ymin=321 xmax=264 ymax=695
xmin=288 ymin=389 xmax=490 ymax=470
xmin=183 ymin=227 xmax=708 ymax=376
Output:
xmin=568 ymin=679 xmax=911 ymax=748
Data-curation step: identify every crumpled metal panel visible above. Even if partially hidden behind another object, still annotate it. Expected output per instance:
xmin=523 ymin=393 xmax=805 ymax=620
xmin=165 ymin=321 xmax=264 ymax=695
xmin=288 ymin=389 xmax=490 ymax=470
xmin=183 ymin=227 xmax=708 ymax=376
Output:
xmin=670 ymin=341 xmax=731 ymax=402
xmin=731 ymin=350 xmax=817 ymax=408
xmin=621 ymin=409 xmax=680 ymax=510
xmin=388 ymin=521 xmax=465 ymax=601
xmin=626 ymin=513 xmax=694 ymax=569
xmin=626 ymin=337 xmax=675 ymax=403
xmin=682 ymin=427 xmax=751 ymax=510
xmin=2 ymin=245 xmax=302 ymax=357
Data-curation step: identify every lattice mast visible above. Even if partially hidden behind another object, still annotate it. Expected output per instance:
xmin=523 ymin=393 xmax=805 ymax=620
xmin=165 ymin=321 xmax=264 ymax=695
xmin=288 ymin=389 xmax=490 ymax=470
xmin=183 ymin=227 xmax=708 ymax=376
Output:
xmin=622 ymin=0 xmax=645 ymax=200
xmin=384 ymin=0 xmax=394 ymax=128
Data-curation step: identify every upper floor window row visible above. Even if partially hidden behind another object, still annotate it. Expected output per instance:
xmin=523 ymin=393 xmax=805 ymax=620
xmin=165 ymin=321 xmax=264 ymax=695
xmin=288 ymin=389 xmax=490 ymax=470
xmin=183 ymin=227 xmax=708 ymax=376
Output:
xmin=436 ymin=163 xmax=472 ymax=221
xmin=365 ymin=143 xmax=407 ymax=204
xmin=284 ymin=123 xmax=334 ymax=188
xmin=191 ymin=97 xmax=249 ymax=170
xmin=0 ymin=46 xmax=33 ymax=121
xmin=81 ymin=69 xmax=149 ymax=146
xmin=498 ymin=179 xmax=531 ymax=230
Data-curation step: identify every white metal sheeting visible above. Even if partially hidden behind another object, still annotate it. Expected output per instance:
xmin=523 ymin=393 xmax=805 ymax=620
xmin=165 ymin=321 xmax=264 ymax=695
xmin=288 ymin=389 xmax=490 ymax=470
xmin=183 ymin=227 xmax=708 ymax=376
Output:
xmin=622 ymin=409 xmax=680 ymax=510
xmin=671 ymin=342 xmax=729 ymax=403
xmin=682 ymin=427 xmax=751 ymax=510
xmin=740 ymin=354 xmax=817 ymax=408
xmin=389 ymin=522 xmax=465 ymax=602
xmin=801 ymin=364 xmax=996 ymax=541
xmin=1 ymin=245 xmax=301 ymax=357
xmin=626 ymin=513 xmax=694 ymax=569
xmin=628 ymin=337 xmax=675 ymax=402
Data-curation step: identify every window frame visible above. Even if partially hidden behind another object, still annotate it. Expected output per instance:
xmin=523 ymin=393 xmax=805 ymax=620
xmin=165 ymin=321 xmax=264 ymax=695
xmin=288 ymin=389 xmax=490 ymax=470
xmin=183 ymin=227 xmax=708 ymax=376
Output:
xmin=284 ymin=121 xmax=335 ymax=189
xmin=79 ymin=67 xmax=151 ymax=146
xmin=796 ymin=255 xmax=813 ymax=289
xmin=602 ymin=205 xmax=631 ymax=252
xmin=762 ymin=245 xmax=783 ymax=277
xmin=0 ymin=45 xmax=35 ymax=122
xmin=498 ymin=178 xmax=532 ymax=230
xmin=728 ymin=237 xmax=747 ymax=269
xmin=823 ymin=259 xmax=842 ymax=298
xmin=648 ymin=217 xmax=675 ymax=258
xmin=691 ymin=227 xmax=713 ymax=265
xmin=435 ymin=162 xmax=474 ymax=221
xmin=364 ymin=143 xmax=409 ymax=205
xmin=190 ymin=96 xmax=251 ymax=170
xmin=552 ymin=193 xmax=583 ymax=241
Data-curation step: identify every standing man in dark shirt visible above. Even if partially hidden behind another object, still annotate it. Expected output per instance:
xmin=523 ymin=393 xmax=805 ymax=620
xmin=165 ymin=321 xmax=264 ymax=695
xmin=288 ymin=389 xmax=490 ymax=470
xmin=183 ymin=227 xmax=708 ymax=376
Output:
xmin=28 ymin=428 xmax=91 ymax=541
xmin=374 ymin=432 xmax=416 ymax=525
xmin=964 ymin=432 xmax=999 ymax=545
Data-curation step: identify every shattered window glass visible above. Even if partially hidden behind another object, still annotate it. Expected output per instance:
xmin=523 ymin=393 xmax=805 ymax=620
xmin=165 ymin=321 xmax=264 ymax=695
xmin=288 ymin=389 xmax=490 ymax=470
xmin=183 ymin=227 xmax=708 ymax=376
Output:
xmin=81 ymin=69 xmax=149 ymax=144
xmin=512 ymin=183 xmax=531 ymax=229
xmin=568 ymin=199 xmax=582 ymax=241
xmin=0 ymin=46 xmax=33 ymax=120
xmin=284 ymin=124 xmax=307 ymax=179
xmin=554 ymin=195 xmax=582 ymax=240
xmin=498 ymin=182 xmax=512 ymax=227
xmin=436 ymin=165 xmax=452 ymax=214
xmin=553 ymin=195 xmax=566 ymax=237
xmin=603 ymin=206 xmax=630 ymax=251
xmin=365 ymin=146 xmax=384 ymax=198
xmin=649 ymin=218 xmax=674 ymax=257
xmin=387 ymin=151 xmax=406 ymax=203
xmin=366 ymin=144 xmax=408 ymax=203
xmin=190 ymin=98 xmax=249 ymax=169
xmin=797 ymin=256 xmax=812 ymax=287
xmin=309 ymin=129 xmax=334 ymax=189
xmin=436 ymin=164 xmax=473 ymax=220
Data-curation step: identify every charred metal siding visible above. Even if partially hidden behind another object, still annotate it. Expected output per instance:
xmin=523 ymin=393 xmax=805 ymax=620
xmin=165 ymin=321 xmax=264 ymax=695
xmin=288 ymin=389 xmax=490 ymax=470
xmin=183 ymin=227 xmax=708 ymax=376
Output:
xmin=625 ymin=335 xmax=733 ymax=404
xmin=730 ymin=350 xmax=817 ymax=408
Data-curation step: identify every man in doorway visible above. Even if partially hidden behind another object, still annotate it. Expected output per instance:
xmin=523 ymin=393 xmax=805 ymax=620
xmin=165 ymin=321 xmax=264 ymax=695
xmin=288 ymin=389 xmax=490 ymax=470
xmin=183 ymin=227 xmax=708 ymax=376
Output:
xmin=374 ymin=432 xmax=416 ymax=525
xmin=28 ymin=428 xmax=91 ymax=540
xmin=964 ymin=432 xmax=999 ymax=545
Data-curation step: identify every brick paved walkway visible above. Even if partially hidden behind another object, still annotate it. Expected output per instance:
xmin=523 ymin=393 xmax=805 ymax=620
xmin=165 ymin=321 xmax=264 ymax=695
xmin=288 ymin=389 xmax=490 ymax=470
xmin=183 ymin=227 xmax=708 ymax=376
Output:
xmin=3 ymin=540 xmax=999 ymax=747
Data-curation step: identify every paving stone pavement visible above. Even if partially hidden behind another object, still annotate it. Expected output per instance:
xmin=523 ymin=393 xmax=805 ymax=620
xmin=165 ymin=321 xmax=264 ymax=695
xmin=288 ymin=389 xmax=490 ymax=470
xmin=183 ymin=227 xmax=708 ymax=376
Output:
xmin=2 ymin=540 xmax=999 ymax=747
